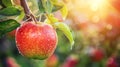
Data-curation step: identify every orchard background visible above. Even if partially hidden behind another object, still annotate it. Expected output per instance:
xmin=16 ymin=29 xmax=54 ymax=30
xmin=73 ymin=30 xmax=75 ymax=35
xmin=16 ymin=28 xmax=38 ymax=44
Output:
xmin=0 ymin=0 xmax=120 ymax=67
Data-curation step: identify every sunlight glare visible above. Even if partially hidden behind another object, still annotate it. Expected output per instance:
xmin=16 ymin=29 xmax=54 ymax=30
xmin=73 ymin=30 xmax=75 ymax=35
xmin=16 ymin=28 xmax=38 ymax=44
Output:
xmin=89 ymin=0 xmax=107 ymax=11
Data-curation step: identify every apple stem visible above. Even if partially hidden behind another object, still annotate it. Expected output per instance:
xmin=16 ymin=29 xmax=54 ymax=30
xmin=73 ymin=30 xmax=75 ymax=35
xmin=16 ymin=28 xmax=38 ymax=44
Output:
xmin=20 ymin=0 xmax=37 ymax=23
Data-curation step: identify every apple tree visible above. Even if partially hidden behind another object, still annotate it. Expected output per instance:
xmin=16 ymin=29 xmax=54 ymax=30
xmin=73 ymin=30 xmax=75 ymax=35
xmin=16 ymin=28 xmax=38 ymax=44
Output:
xmin=0 ymin=0 xmax=74 ymax=67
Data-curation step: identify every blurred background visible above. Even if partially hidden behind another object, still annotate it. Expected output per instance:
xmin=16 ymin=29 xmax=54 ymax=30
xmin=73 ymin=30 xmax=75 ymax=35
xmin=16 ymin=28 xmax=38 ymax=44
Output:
xmin=0 ymin=0 xmax=120 ymax=67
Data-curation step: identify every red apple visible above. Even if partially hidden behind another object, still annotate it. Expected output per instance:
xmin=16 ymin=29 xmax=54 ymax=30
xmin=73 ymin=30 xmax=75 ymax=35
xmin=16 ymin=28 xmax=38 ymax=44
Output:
xmin=15 ymin=21 xmax=58 ymax=60
xmin=6 ymin=57 xmax=20 ymax=67
xmin=90 ymin=49 xmax=104 ymax=62
xmin=62 ymin=55 xmax=79 ymax=67
xmin=46 ymin=54 xmax=58 ymax=67
xmin=107 ymin=57 xmax=118 ymax=67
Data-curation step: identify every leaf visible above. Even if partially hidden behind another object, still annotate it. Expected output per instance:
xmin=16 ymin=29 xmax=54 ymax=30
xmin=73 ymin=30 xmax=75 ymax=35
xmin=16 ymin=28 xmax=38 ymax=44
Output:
xmin=45 ymin=0 xmax=53 ymax=14
xmin=60 ymin=4 xmax=68 ymax=20
xmin=46 ymin=14 xmax=59 ymax=23
xmin=37 ymin=0 xmax=64 ymax=14
xmin=54 ymin=22 xmax=74 ymax=49
xmin=52 ymin=2 xmax=64 ymax=12
xmin=38 ymin=0 xmax=53 ymax=14
xmin=2 ymin=0 xmax=12 ymax=7
xmin=0 ymin=19 xmax=20 ymax=37
xmin=0 ymin=6 xmax=21 ymax=16
xmin=0 ymin=15 xmax=18 ymax=22
xmin=50 ymin=0 xmax=57 ymax=3
xmin=37 ymin=0 xmax=45 ymax=13
xmin=15 ymin=6 xmax=25 ymax=22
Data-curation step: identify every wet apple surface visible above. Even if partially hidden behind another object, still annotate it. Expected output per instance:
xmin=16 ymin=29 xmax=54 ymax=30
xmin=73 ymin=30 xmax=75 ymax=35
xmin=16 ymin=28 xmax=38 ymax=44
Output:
xmin=15 ymin=22 xmax=58 ymax=60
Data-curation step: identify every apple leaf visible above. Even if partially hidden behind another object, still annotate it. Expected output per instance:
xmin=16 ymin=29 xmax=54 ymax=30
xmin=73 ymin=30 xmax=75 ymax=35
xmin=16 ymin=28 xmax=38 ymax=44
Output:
xmin=46 ymin=14 xmax=59 ymax=23
xmin=52 ymin=2 xmax=64 ymax=12
xmin=0 ymin=6 xmax=21 ymax=16
xmin=2 ymin=0 xmax=12 ymax=7
xmin=0 ymin=19 xmax=20 ymax=38
xmin=38 ymin=0 xmax=53 ymax=14
xmin=15 ymin=6 xmax=25 ymax=22
xmin=54 ymin=22 xmax=74 ymax=49
xmin=60 ymin=4 xmax=68 ymax=20
xmin=45 ymin=0 xmax=53 ymax=14
xmin=37 ymin=0 xmax=64 ymax=14
xmin=37 ymin=0 xmax=45 ymax=13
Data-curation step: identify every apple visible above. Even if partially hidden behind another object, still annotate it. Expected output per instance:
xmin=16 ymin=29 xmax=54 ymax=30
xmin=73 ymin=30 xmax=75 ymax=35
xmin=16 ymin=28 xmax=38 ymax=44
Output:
xmin=62 ymin=55 xmax=79 ymax=67
xmin=107 ymin=57 xmax=118 ymax=67
xmin=15 ymin=21 xmax=58 ymax=60
xmin=6 ymin=57 xmax=20 ymax=67
xmin=45 ymin=54 xmax=58 ymax=67
xmin=90 ymin=49 xmax=104 ymax=62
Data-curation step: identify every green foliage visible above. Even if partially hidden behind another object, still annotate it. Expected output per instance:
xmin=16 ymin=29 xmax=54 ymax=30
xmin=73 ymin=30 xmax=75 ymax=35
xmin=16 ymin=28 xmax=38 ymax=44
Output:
xmin=51 ymin=1 xmax=64 ymax=12
xmin=37 ymin=0 xmax=63 ymax=14
xmin=37 ymin=0 xmax=53 ymax=14
xmin=45 ymin=0 xmax=53 ymax=13
xmin=37 ymin=0 xmax=45 ymax=13
xmin=0 ymin=6 xmax=21 ymax=16
xmin=46 ymin=14 xmax=59 ymax=23
xmin=2 ymin=0 xmax=12 ymax=7
xmin=0 ymin=19 xmax=20 ymax=38
xmin=54 ymin=22 xmax=74 ymax=49
xmin=0 ymin=1 xmax=24 ymax=38
xmin=60 ymin=4 xmax=68 ymax=20
xmin=15 ymin=6 xmax=25 ymax=22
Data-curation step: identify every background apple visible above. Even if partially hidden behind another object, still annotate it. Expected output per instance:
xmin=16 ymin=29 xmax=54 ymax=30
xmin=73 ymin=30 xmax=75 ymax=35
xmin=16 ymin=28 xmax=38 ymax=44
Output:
xmin=6 ymin=57 xmax=20 ymax=67
xmin=90 ymin=48 xmax=104 ymax=62
xmin=45 ymin=54 xmax=58 ymax=67
xmin=107 ymin=56 xmax=118 ymax=67
xmin=61 ymin=55 xmax=79 ymax=67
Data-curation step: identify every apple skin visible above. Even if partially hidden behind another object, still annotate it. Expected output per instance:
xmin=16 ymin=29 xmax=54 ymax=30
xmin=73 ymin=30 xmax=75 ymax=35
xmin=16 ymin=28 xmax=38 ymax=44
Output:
xmin=107 ymin=57 xmax=118 ymax=67
xmin=62 ymin=55 xmax=79 ymax=67
xmin=6 ymin=57 xmax=20 ymax=67
xmin=90 ymin=49 xmax=104 ymax=62
xmin=15 ymin=22 xmax=58 ymax=60
xmin=46 ymin=54 xmax=58 ymax=67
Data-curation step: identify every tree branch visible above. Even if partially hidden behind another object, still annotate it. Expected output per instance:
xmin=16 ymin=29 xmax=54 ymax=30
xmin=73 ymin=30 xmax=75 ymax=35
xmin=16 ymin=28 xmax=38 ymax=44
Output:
xmin=20 ymin=0 xmax=37 ymax=23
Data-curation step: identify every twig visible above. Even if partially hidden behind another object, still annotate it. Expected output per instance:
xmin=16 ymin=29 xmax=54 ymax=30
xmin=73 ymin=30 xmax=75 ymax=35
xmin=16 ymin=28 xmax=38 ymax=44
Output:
xmin=20 ymin=0 xmax=37 ymax=23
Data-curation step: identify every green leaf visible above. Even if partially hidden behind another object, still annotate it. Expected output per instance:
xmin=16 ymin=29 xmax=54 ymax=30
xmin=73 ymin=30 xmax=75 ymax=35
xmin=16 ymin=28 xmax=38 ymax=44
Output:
xmin=15 ymin=6 xmax=25 ymax=22
xmin=54 ymin=22 xmax=74 ymax=49
xmin=0 ymin=19 xmax=20 ymax=37
xmin=37 ymin=0 xmax=45 ymax=13
xmin=46 ymin=14 xmax=59 ymax=23
xmin=52 ymin=2 xmax=64 ymax=12
xmin=45 ymin=0 xmax=53 ymax=14
xmin=2 ymin=0 xmax=12 ymax=7
xmin=37 ymin=0 xmax=63 ymax=14
xmin=60 ymin=4 xmax=68 ymax=20
xmin=0 ymin=6 xmax=21 ymax=16
xmin=37 ymin=0 xmax=53 ymax=14
xmin=50 ymin=0 xmax=57 ymax=3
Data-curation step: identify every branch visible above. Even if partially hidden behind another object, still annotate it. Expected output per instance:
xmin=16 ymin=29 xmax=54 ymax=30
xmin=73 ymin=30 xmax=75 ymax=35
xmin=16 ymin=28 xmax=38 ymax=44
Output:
xmin=20 ymin=0 xmax=37 ymax=23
